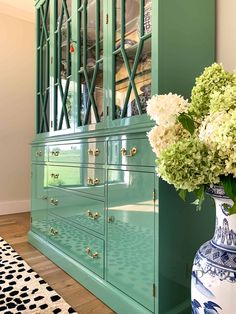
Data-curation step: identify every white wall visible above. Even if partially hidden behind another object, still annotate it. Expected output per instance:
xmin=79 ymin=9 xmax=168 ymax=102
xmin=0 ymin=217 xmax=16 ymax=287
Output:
xmin=0 ymin=13 xmax=34 ymax=214
xmin=217 ymin=0 xmax=236 ymax=71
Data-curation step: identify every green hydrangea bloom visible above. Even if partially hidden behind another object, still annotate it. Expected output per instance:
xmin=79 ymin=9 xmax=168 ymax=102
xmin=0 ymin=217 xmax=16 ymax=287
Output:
xmin=210 ymin=85 xmax=236 ymax=113
xmin=190 ymin=63 xmax=235 ymax=118
xmin=157 ymin=137 xmax=223 ymax=192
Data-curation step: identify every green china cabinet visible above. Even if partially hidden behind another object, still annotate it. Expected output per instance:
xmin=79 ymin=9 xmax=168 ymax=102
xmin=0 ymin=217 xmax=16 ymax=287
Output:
xmin=30 ymin=0 xmax=216 ymax=313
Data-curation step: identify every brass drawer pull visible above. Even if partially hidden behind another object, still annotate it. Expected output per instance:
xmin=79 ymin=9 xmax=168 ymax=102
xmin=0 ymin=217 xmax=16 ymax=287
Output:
xmin=88 ymin=148 xmax=100 ymax=156
xmin=85 ymin=247 xmax=98 ymax=259
xmin=108 ymin=216 xmax=115 ymax=223
xmin=41 ymin=196 xmax=48 ymax=200
xmin=51 ymin=173 xmax=60 ymax=179
xmin=87 ymin=177 xmax=100 ymax=186
xmin=36 ymin=150 xmax=43 ymax=157
xmin=120 ymin=147 xmax=137 ymax=157
xmin=51 ymin=150 xmax=60 ymax=156
xmin=50 ymin=198 xmax=59 ymax=206
xmin=49 ymin=227 xmax=59 ymax=236
xmin=87 ymin=210 xmax=100 ymax=220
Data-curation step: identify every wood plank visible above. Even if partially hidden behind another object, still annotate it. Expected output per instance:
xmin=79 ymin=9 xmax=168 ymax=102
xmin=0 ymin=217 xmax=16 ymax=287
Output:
xmin=0 ymin=212 xmax=114 ymax=314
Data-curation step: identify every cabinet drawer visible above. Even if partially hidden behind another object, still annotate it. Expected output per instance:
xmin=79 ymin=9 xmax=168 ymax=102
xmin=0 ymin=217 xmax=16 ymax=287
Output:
xmin=32 ymin=146 xmax=48 ymax=162
xmin=48 ymin=141 xmax=105 ymax=164
xmin=48 ymin=188 xmax=104 ymax=234
xmin=108 ymin=138 xmax=155 ymax=167
xmin=48 ymin=165 xmax=105 ymax=197
xmin=48 ymin=216 xmax=104 ymax=278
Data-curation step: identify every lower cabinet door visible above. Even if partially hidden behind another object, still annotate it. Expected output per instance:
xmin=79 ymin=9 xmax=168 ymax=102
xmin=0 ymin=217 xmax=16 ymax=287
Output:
xmin=107 ymin=170 xmax=155 ymax=312
xmin=31 ymin=164 xmax=48 ymax=238
xmin=48 ymin=215 xmax=104 ymax=278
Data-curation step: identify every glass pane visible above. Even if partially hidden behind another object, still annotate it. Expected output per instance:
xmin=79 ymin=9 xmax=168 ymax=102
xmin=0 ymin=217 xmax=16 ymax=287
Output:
xmin=115 ymin=38 xmax=151 ymax=117
xmin=80 ymin=74 xmax=89 ymax=123
xmin=144 ymin=0 xmax=152 ymax=35
xmin=99 ymin=0 xmax=103 ymax=58
xmin=57 ymin=80 xmax=72 ymax=130
xmin=87 ymin=0 xmax=96 ymax=66
xmin=115 ymin=0 xmax=140 ymax=48
xmin=79 ymin=9 xmax=84 ymax=68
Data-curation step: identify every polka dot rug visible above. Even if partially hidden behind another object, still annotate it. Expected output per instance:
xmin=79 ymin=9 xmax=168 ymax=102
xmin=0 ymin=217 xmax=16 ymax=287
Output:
xmin=0 ymin=237 xmax=77 ymax=313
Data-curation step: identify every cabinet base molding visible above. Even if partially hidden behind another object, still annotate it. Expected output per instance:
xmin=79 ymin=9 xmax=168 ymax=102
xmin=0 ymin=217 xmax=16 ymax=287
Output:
xmin=28 ymin=231 xmax=152 ymax=314
xmin=0 ymin=199 xmax=30 ymax=215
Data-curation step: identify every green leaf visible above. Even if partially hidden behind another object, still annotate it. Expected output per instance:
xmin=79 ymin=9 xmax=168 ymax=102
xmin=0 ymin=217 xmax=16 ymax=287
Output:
xmin=229 ymin=203 xmax=236 ymax=215
xmin=221 ymin=175 xmax=236 ymax=201
xmin=178 ymin=113 xmax=195 ymax=135
xmin=193 ymin=186 xmax=205 ymax=211
xmin=178 ymin=189 xmax=187 ymax=201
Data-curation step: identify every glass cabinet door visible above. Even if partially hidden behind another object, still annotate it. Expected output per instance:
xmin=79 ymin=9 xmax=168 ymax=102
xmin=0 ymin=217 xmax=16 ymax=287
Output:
xmin=54 ymin=0 xmax=73 ymax=131
xmin=77 ymin=0 xmax=104 ymax=127
xmin=112 ymin=0 xmax=152 ymax=120
xmin=36 ymin=0 xmax=50 ymax=133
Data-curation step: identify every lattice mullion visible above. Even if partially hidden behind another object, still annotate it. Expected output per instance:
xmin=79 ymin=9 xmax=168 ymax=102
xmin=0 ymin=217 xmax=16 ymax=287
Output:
xmin=58 ymin=5 xmax=65 ymax=31
xmin=83 ymin=1 xmax=88 ymax=67
xmin=40 ymin=5 xmax=48 ymax=45
xmin=39 ymin=8 xmax=45 ymax=47
xmin=95 ymin=0 xmax=100 ymax=60
xmin=42 ymin=91 xmax=49 ymax=132
xmin=43 ymin=0 xmax=50 ymax=39
xmin=87 ymin=65 xmax=100 ymax=122
xmin=39 ymin=94 xmax=48 ymax=132
xmin=66 ymin=21 xmax=71 ymax=77
xmin=58 ymin=79 xmax=70 ymax=129
xmin=120 ymin=48 xmax=142 ymax=118
xmin=140 ymin=0 xmax=145 ymax=38
xmin=120 ymin=0 xmax=125 ymax=47
xmin=84 ymin=65 xmax=99 ymax=124
xmin=121 ymin=40 xmax=144 ymax=117
xmin=62 ymin=0 xmax=70 ymax=20
xmin=46 ymin=40 xmax=50 ymax=89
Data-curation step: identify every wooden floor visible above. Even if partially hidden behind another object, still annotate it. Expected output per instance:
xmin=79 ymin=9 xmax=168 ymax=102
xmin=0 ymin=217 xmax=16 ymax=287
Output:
xmin=0 ymin=212 xmax=114 ymax=314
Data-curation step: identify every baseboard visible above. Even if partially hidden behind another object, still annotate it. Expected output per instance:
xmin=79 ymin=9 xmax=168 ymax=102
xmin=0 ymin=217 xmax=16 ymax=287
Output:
xmin=0 ymin=200 xmax=30 ymax=215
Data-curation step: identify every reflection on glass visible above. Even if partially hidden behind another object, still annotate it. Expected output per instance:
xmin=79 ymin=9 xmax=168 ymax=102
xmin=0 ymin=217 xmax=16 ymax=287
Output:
xmin=87 ymin=0 xmax=96 ymax=67
xmin=144 ymin=0 xmax=152 ymax=34
xmin=57 ymin=80 xmax=72 ymax=129
xmin=80 ymin=64 xmax=103 ymax=124
xmin=116 ymin=0 xmax=140 ymax=48
xmin=115 ymin=38 xmax=151 ymax=117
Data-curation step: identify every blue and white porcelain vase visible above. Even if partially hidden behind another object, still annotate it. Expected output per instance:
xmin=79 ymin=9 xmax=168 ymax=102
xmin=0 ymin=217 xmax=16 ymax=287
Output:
xmin=191 ymin=185 xmax=236 ymax=313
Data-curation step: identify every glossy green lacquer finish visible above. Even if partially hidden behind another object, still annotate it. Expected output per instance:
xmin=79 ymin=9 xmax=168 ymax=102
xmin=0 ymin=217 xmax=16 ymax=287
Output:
xmin=48 ymin=165 xmax=105 ymax=197
xmin=31 ymin=0 xmax=216 ymax=313
xmin=48 ymin=141 xmax=105 ymax=164
xmin=107 ymin=170 xmax=155 ymax=312
xmin=31 ymin=164 xmax=48 ymax=238
xmin=108 ymin=137 xmax=155 ymax=166
xmin=48 ymin=187 xmax=104 ymax=234
xmin=48 ymin=215 xmax=104 ymax=278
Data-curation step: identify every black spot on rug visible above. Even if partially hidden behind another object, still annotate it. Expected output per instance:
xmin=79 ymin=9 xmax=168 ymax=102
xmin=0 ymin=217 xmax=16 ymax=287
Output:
xmin=0 ymin=237 xmax=77 ymax=313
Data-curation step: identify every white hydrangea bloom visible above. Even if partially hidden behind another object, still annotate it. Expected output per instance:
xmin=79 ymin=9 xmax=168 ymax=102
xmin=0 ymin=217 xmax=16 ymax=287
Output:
xmin=199 ymin=109 xmax=236 ymax=177
xmin=147 ymin=123 xmax=188 ymax=157
xmin=146 ymin=93 xmax=189 ymax=127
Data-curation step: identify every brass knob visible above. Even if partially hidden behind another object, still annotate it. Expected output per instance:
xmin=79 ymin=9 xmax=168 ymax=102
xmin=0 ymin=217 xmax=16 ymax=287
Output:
xmin=50 ymin=198 xmax=59 ymax=206
xmin=49 ymin=227 xmax=59 ymax=236
xmin=120 ymin=147 xmax=137 ymax=157
xmin=88 ymin=148 xmax=100 ymax=156
xmin=87 ymin=177 xmax=100 ymax=186
xmin=51 ymin=150 xmax=60 ymax=156
xmin=87 ymin=210 xmax=100 ymax=220
xmin=108 ymin=216 xmax=115 ymax=223
xmin=85 ymin=247 xmax=98 ymax=259
xmin=36 ymin=150 xmax=43 ymax=157
xmin=51 ymin=173 xmax=59 ymax=179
